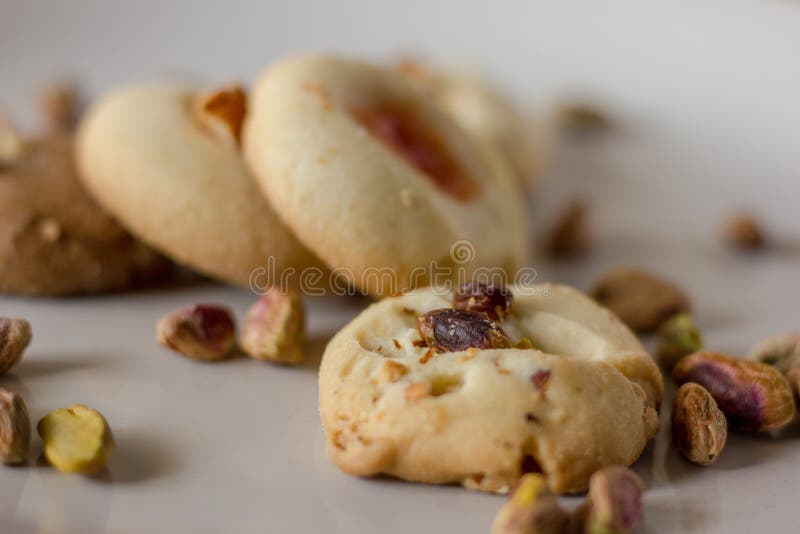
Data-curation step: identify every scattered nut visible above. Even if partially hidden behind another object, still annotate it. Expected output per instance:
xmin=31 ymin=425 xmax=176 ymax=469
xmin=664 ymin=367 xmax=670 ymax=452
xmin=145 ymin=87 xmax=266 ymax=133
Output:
xmin=0 ymin=318 xmax=32 ymax=375
xmin=453 ymin=280 xmax=513 ymax=320
xmin=591 ymin=267 xmax=690 ymax=333
xmin=240 ymin=289 xmax=305 ymax=365
xmin=723 ymin=212 xmax=764 ymax=251
xmin=671 ymin=383 xmax=727 ymax=465
xmin=546 ymin=199 xmax=590 ymax=258
xmin=656 ymin=313 xmax=703 ymax=371
xmin=0 ymin=388 xmax=31 ymax=465
xmin=749 ymin=332 xmax=800 ymax=374
xmin=195 ymin=85 xmax=246 ymax=144
xmin=557 ymin=102 xmax=611 ymax=136
xmin=37 ymin=404 xmax=114 ymax=474
xmin=673 ymin=351 xmax=796 ymax=432
xmin=39 ymin=82 xmax=80 ymax=131
xmin=417 ymin=309 xmax=511 ymax=353
xmin=491 ymin=473 xmax=570 ymax=534
xmin=581 ymin=465 xmax=644 ymax=534
xmin=156 ymin=304 xmax=236 ymax=361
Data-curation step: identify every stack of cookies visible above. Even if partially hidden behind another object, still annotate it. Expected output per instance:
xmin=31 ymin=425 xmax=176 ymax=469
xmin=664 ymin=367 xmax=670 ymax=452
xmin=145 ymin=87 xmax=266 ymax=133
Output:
xmin=2 ymin=54 xmax=664 ymax=501
xmin=77 ymin=55 xmax=536 ymax=297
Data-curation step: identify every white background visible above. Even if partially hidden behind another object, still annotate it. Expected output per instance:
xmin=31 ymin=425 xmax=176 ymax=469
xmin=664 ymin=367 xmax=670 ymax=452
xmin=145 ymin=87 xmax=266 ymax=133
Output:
xmin=1 ymin=1 xmax=800 ymax=533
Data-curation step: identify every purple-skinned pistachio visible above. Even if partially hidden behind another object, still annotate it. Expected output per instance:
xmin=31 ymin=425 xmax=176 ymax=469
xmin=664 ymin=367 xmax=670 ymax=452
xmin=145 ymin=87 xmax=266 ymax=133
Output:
xmin=582 ymin=466 xmax=644 ymax=534
xmin=673 ymin=351 xmax=796 ymax=432
xmin=417 ymin=309 xmax=511 ymax=353
xmin=156 ymin=304 xmax=236 ymax=361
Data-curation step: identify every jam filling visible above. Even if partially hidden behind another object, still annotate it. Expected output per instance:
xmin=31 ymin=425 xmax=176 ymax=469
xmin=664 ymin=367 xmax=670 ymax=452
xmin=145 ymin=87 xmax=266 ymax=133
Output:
xmin=350 ymin=103 xmax=476 ymax=201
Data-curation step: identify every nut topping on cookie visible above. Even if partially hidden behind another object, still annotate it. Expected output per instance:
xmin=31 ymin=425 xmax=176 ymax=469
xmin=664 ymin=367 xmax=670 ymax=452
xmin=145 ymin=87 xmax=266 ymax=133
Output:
xmin=530 ymin=370 xmax=551 ymax=392
xmin=453 ymin=281 xmax=513 ymax=320
xmin=196 ymin=85 xmax=246 ymax=144
xmin=377 ymin=361 xmax=409 ymax=384
xmin=350 ymin=102 xmax=477 ymax=200
xmin=417 ymin=309 xmax=511 ymax=353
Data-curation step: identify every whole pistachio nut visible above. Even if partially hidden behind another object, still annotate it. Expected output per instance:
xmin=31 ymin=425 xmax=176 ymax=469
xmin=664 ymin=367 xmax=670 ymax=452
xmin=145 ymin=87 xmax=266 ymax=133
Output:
xmin=582 ymin=465 xmax=644 ymax=534
xmin=491 ymin=473 xmax=570 ymax=534
xmin=240 ymin=289 xmax=305 ymax=365
xmin=38 ymin=404 xmax=114 ymax=474
xmin=557 ymin=103 xmax=612 ymax=135
xmin=673 ymin=351 xmax=796 ymax=432
xmin=590 ymin=267 xmax=690 ymax=333
xmin=656 ymin=314 xmax=703 ymax=371
xmin=723 ymin=212 xmax=765 ymax=251
xmin=0 ymin=318 xmax=32 ymax=375
xmin=546 ymin=199 xmax=590 ymax=259
xmin=671 ymin=383 xmax=727 ymax=465
xmin=156 ymin=304 xmax=236 ymax=361
xmin=749 ymin=332 xmax=800 ymax=374
xmin=0 ymin=388 xmax=31 ymax=465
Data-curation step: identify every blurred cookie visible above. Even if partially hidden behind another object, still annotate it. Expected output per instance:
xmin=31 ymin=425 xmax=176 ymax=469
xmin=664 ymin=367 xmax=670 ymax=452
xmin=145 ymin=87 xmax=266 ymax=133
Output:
xmin=319 ymin=284 xmax=661 ymax=494
xmin=396 ymin=59 xmax=541 ymax=187
xmin=244 ymin=55 xmax=528 ymax=297
xmin=77 ymin=84 xmax=320 ymax=287
xmin=0 ymin=132 xmax=169 ymax=296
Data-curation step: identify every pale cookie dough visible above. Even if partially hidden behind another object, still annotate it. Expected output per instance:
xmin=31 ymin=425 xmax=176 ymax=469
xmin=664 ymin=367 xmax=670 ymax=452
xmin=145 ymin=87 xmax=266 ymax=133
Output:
xmin=319 ymin=284 xmax=662 ymax=494
xmin=396 ymin=59 xmax=541 ymax=187
xmin=244 ymin=55 xmax=528 ymax=297
xmin=77 ymin=84 xmax=320 ymax=287
xmin=0 ymin=133 xmax=168 ymax=296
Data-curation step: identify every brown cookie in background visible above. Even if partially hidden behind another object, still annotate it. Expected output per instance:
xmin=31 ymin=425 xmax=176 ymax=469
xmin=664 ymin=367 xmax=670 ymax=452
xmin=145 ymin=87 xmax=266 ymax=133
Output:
xmin=0 ymin=127 xmax=170 ymax=296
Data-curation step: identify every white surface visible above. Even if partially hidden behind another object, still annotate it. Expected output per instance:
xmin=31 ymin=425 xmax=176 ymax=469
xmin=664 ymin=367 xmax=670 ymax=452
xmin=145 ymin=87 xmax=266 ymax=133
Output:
xmin=2 ymin=1 xmax=800 ymax=533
